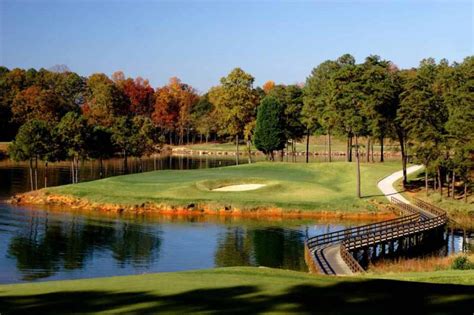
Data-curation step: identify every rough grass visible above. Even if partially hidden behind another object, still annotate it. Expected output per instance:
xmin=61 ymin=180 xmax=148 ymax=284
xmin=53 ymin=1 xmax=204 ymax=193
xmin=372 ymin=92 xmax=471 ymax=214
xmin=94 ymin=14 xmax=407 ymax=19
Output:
xmin=47 ymin=161 xmax=403 ymax=212
xmin=0 ymin=267 xmax=471 ymax=314
xmin=368 ymin=253 xmax=474 ymax=274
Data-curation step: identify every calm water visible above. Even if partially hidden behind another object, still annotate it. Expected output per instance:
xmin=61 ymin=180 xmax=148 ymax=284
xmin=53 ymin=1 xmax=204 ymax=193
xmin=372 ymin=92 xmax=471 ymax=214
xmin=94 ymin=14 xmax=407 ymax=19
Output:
xmin=0 ymin=155 xmax=470 ymax=283
xmin=0 ymin=203 xmax=346 ymax=283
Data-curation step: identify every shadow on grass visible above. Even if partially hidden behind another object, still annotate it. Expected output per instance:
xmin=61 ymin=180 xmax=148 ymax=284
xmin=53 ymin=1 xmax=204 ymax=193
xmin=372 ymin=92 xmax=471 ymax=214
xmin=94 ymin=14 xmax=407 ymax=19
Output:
xmin=0 ymin=279 xmax=472 ymax=314
xmin=362 ymin=190 xmax=407 ymax=199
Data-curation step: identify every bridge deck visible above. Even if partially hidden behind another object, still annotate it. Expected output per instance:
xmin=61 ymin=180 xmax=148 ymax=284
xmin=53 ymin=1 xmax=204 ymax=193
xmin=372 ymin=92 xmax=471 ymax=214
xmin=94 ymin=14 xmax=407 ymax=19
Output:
xmin=306 ymin=197 xmax=447 ymax=275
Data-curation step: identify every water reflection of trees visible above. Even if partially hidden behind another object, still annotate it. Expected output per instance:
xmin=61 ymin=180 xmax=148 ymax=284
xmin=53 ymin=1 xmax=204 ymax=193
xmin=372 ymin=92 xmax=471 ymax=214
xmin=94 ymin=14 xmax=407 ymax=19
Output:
xmin=214 ymin=226 xmax=306 ymax=271
xmin=8 ymin=214 xmax=162 ymax=281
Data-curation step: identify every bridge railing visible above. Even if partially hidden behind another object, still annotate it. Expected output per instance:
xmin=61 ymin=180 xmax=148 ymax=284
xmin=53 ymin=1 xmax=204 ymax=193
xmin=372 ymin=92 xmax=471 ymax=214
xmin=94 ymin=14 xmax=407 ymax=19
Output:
xmin=342 ymin=213 xmax=447 ymax=250
xmin=390 ymin=197 xmax=421 ymax=216
xmin=412 ymin=198 xmax=446 ymax=217
xmin=306 ymin=211 xmax=419 ymax=249
xmin=305 ymin=196 xmax=448 ymax=274
xmin=340 ymin=244 xmax=365 ymax=273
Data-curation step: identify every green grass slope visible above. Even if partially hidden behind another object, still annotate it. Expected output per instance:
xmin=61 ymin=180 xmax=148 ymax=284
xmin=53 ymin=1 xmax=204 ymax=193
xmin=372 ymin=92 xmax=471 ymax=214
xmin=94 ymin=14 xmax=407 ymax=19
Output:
xmin=0 ymin=267 xmax=472 ymax=314
xmin=47 ymin=162 xmax=402 ymax=212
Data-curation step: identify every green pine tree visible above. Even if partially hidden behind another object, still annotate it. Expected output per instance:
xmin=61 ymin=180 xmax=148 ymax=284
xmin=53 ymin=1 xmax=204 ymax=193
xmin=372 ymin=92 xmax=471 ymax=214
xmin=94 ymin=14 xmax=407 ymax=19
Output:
xmin=254 ymin=96 xmax=286 ymax=160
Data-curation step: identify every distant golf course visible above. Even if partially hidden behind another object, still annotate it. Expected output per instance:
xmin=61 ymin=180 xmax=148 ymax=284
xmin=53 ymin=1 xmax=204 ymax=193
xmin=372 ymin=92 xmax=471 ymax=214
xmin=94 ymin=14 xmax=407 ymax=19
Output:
xmin=33 ymin=162 xmax=405 ymax=214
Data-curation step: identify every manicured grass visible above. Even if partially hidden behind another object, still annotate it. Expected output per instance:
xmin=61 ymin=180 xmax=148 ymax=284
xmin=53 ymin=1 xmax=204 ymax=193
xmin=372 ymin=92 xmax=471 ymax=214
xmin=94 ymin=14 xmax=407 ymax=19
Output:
xmin=47 ymin=161 xmax=403 ymax=212
xmin=0 ymin=267 xmax=471 ymax=314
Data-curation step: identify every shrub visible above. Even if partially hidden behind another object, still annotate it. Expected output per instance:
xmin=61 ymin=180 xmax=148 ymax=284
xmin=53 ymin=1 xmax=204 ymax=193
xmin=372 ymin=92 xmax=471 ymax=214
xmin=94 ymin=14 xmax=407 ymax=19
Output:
xmin=451 ymin=255 xmax=474 ymax=270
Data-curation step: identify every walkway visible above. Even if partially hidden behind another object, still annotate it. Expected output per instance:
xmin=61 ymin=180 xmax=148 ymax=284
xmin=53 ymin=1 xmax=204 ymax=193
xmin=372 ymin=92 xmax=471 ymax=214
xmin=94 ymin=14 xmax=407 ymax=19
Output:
xmin=306 ymin=164 xmax=447 ymax=275
xmin=377 ymin=164 xmax=423 ymax=204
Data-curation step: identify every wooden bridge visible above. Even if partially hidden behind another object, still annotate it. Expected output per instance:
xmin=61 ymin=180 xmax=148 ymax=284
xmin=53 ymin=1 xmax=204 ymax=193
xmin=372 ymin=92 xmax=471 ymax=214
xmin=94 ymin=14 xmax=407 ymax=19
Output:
xmin=304 ymin=197 xmax=448 ymax=275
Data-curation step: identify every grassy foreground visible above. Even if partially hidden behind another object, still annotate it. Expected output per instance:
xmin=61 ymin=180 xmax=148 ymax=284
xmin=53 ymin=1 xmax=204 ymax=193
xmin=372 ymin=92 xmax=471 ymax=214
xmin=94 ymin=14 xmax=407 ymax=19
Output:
xmin=47 ymin=162 xmax=402 ymax=212
xmin=0 ymin=267 xmax=472 ymax=314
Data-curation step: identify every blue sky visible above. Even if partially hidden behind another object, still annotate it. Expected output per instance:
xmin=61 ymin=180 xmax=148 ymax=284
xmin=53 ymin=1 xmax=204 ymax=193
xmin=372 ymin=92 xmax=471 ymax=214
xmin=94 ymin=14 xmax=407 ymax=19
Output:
xmin=1 ymin=0 xmax=472 ymax=92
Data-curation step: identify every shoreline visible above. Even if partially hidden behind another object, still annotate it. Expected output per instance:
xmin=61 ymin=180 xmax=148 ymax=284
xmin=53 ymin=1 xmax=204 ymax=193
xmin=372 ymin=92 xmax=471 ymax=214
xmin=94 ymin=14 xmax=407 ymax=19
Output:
xmin=9 ymin=190 xmax=398 ymax=221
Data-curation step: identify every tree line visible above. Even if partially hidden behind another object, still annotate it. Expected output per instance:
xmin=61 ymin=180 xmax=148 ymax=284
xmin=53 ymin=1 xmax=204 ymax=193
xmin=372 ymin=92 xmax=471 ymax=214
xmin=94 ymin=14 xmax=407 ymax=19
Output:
xmin=0 ymin=55 xmax=472 ymax=201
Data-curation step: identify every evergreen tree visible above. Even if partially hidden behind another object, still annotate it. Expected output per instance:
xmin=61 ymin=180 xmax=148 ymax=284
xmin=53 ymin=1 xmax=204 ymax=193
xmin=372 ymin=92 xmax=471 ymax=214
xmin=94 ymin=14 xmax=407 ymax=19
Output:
xmin=253 ymin=96 xmax=286 ymax=160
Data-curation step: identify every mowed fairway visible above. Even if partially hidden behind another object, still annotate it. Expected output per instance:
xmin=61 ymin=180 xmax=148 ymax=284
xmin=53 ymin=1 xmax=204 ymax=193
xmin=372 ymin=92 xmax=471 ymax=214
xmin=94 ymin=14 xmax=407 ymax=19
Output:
xmin=0 ymin=267 xmax=471 ymax=314
xmin=48 ymin=162 xmax=403 ymax=212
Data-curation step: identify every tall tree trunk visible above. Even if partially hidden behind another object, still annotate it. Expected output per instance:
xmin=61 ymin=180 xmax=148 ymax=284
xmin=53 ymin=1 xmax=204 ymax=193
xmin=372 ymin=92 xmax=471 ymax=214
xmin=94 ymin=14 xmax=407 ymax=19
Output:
xmin=286 ymin=142 xmax=289 ymax=162
xmin=34 ymin=156 xmax=38 ymax=190
xmin=371 ymin=142 xmax=374 ymax=163
xmin=74 ymin=156 xmax=78 ymax=183
xmin=44 ymin=161 xmax=48 ymax=188
xmin=328 ymin=129 xmax=332 ymax=163
xmin=346 ymin=136 xmax=350 ymax=162
xmin=235 ymin=134 xmax=239 ymax=165
xmin=280 ymin=149 xmax=284 ymax=162
xmin=438 ymin=166 xmax=442 ymax=200
xmin=355 ymin=136 xmax=361 ymax=198
xmin=292 ymin=140 xmax=296 ymax=163
xmin=396 ymin=130 xmax=407 ymax=187
xmin=447 ymin=172 xmax=450 ymax=197
xmin=366 ymin=137 xmax=370 ymax=163
xmin=464 ymin=182 xmax=468 ymax=203
xmin=425 ymin=167 xmax=429 ymax=196
xmin=35 ymin=156 xmax=38 ymax=190
xmin=71 ymin=159 xmax=74 ymax=184
xmin=349 ymin=136 xmax=353 ymax=162
xmin=29 ymin=158 xmax=34 ymax=191
xmin=100 ymin=158 xmax=104 ymax=178
xmin=380 ymin=136 xmax=384 ymax=162
xmin=452 ymin=171 xmax=455 ymax=200
xmin=305 ymin=130 xmax=310 ymax=163
xmin=247 ymin=140 xmax=252 ymax=164
xmin=123 ymin=152 xmax=128 ymax=174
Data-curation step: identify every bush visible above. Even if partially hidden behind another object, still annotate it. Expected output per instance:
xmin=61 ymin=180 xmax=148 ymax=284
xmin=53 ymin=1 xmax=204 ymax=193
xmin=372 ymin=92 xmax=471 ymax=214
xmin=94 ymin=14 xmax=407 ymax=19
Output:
xmin=451 ymin=255 xmax=474 ymax=270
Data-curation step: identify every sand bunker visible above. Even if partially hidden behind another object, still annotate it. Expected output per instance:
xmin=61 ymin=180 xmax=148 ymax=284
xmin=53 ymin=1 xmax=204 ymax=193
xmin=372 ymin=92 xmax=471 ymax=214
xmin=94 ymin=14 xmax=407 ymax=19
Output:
xmin=212 ymin=184 xmax=267 ymax=192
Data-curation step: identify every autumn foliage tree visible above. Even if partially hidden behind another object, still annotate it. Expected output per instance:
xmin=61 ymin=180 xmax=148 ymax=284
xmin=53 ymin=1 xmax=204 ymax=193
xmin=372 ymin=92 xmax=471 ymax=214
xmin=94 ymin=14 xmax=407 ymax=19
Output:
xmin=84 ymin=73 xmax=128 ymax=127
xmin=112 ymin=71 xmax=155 ymax=116
xmin=152 ymin=77 xmax=198 ymax=144
xmin=262 ymin=80 xmax=275 ymax=94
